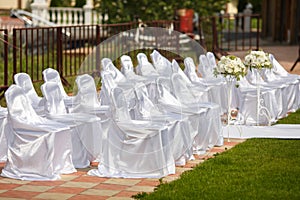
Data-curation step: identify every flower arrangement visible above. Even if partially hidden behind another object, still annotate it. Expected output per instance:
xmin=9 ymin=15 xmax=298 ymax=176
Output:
xmin=214 ymin=55 xmax=247 ymax=81
xmin=244 ymin=50 xmax=272 ymax=70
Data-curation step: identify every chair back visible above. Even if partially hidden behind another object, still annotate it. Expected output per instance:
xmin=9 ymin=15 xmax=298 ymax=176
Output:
xmin=183 ymin=57 xmax=200 ymax=82
xmin=111 ymin=87 xmax=131 ymax=121
xmin=42 ymin=68 xmax=68 ymax=98
xmin=14 ymin=72 xmax=42 ymax=106
xmin=41 ymin=82 xmax=67 ymax=115
xmin=5 ymin=85 xmax=42 ymax=125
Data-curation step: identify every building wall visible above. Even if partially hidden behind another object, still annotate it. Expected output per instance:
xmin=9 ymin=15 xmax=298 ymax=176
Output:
xmin=0 ymin=0 xmax=28 ymax=9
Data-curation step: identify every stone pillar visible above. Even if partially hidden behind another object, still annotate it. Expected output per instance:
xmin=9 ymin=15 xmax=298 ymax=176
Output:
xmin=83 ymin=0 xmax=93 ymax=24
xmin=243 ymin=3 xmax=253 ymax=32
xmin=31 ymin=0 xmax=48 ymax=26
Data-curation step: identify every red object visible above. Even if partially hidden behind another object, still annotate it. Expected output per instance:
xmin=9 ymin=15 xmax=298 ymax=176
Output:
xmin=178 ymin=9 xmax=194 ymax=33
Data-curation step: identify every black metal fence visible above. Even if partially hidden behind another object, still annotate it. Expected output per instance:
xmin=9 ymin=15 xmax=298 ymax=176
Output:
xmin=198 ymin=14 xmax=261 ymax=58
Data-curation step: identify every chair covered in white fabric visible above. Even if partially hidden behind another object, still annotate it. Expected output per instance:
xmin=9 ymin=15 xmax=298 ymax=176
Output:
xmin=41 ymin=82 xmax=103 ymax=168
xmin=120 ymin=55 xmax=147 ymax=82
xmin=237 ymin=77 xmax=279 ymax=125
xmin=88 ymin=87 xmax=175 ymax=178
xmin=171 ymin=59 xmax=211 ymax=103
xmin=268 ymin=54 xmax=300 ymax=108
xmin=199 ymin=54 xmax=226 ymax=82
xmin=42 ymin=68 xmax=75 ymax=111
xmin=14 ymin=73 xmax=45 ymax=115
xmin=133 ymin=82 xmax=195 ymax=166
xmin=1 ymin=85 xmax=76 ymax=180
xmin=196 ymin=55 xmax=231 ymax=113
xmin=269 ymin=54 xmax=300 ymax=81
xmin=260 ymin=67 xmax=298 ymax=113
xmin=0 ymin=106 xmax=8 ymax=162
xmin=245 ymin=68 xmax=291 ymax=118
xmin=155 ymin=77 xmax=213 ymax=155
xmin=101 ymin=58 xmax=129 ymax=84
xmin=136 ymin=53 xmax=160 ymax=77
xmin=184 ymin=57 xmax=228 ymax=113
xmin=150 ymin=50 xmax=172 ymax=77
xmin=170 ymin=73 xmax=223 ymax=148
xmin=206 ymin=52 xmax=217 ymax=69
xmin=72 ymin=74 xmax=110 ymax=119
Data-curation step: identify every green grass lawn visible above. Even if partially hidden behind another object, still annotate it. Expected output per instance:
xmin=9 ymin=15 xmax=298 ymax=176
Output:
xmin=134 ymin=112 xmax=300 ymax=200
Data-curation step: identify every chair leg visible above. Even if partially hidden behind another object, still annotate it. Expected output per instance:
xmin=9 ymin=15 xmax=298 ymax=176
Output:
xmin=290 ymin=57 xmax=300 ymax=72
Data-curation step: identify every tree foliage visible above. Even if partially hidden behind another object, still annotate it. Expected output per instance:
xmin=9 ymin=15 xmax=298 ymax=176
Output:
xmin=94 ymin=0 xmax=229 ymax=23
xmin=50 ymin=0 xmax=72 ymax=7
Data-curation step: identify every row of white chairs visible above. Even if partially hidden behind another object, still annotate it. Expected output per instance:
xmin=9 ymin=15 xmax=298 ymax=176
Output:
xmin=0 ymin=70 xmax=110 ymax=180
xmin=187 ymin=52 xmax=300 ymax=125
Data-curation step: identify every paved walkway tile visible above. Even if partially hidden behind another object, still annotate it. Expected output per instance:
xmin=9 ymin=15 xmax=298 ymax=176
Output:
xmin=34 ymin=192 xmax=75 ymax=200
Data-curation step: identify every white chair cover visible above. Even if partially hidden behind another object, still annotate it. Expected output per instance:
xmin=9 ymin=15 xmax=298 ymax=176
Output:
xmin=155 ymin=77 xmax=212 ymax=155
xmin=246 ymin=68 xmax=290 ymax=117
xmin=120 ymin=55 xmax=147 ymax=82
xmin=133 ymin=82 xmax=195 ymax=165
xmin=41 ymin=82 xmax=103 ymax=168
xmin=136 ymin=53 xmax=160 ymax=77
xmin=2 ymin=85 xmax=76 ymax=180
xmin=170 ymin=73 xmax=223 ymax=148
xmin=0 ymin=106 xmax=8 ymax=162
xmin=72 ymin=74 xmax=110 ymax=118
xmin=101 ymin=73 xmax=137 ymax=118
xmin=88 ymin=87 xmax=175 ymax=178
xmin=101 ymin=58 xmax=128 ymax=83
xmin=269 ymin=54 xmax=300 ymax=108
xmin=184 ymin=57 xmax=229 ymax=113
xmin=42 ymin=68 xmax=75 ymax=110
xmin=14 ymin=73 xmax=45 ymax=115
xmin=150 ymin=50 xmax=172 ymax=77
xmin=237 ymin=77 xmax=279 ymax=125
xmin=172 ymin=59 xmax=211 ymax=102
xmin=260 ymin=67 xmax=298 ymax=112
xmin=206 ymin=52 xmax=217 ymax=69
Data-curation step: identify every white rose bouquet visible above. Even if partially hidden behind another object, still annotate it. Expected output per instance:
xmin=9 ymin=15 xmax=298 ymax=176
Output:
xmin=244 ymin=50 xmax=272 ymax=70
xmin=214 ymin=55 xmax=247 ymax=81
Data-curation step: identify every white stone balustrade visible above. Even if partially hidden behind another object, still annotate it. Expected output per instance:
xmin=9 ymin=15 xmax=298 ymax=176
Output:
xmin=30 ymin=0 xmax=104 ymax=26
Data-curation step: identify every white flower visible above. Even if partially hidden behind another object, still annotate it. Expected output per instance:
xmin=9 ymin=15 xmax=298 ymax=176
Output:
xmin=244 ymin=50 xmax=272 ymax=69
xmin=214 ymin=55 xmax=247 ymax=81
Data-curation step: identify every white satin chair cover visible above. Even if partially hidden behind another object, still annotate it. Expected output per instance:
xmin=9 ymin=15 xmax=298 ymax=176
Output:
xmin=171 ymin=59 xmax=211 ymax=103
xmin=89 ymin=87 xmax=175 ymax=178
xmin=155 ymin=77 xmax=212 ymax=155
xmin=260 ymin=67 xmax=298 ymax=112
xmin=42 ymin=68 xmax=75 ymax=111
xmin=197 ymin=55 xmax=230 ymax=113
xmin=206 ymin=52 xmax=217 ymax=69
xmin=1 ymin=85 xmax=76 ymax=180
xmin=136 ymin=53 xmax=160 ymax=77
xmin=246 ymin=68 xmax=289 ymax=118
xmin=0 ymin=106 xmax=8 ymax=162
xmin=101 ymin=73 xmax=137 ymax=118
xmin=14 ymin=73 xmax=45 ymax=115
xmin=41 ymin=82 xmax=103 ymax=168
xmin=269 ymin=54 xmax=300 ymax=109
xmin=237 ymin=77 xmax=279 ymax=125
xmin=133 ymin=82 xmax=195 ymax=165
xmin=101 ymin=58 xmax=129 ymax=84
xmin=120 ymin=55 xmax=148 ymax=82
xmin=150 ymin=50 xmax=173 ymax=77
xmin=171 ymin=73 xmax=223 ymax=148
xmin=72 ymin=74 xmax=110 ymax=118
